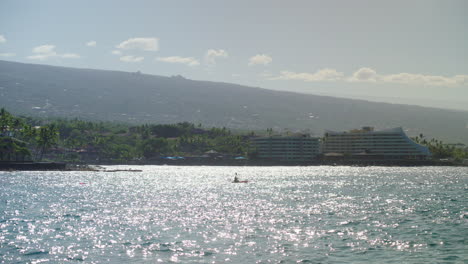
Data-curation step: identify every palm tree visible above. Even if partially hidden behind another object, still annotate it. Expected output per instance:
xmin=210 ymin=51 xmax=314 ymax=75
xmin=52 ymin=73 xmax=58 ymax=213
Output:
xmin=36 ymin=124 xmax=59 ymax=161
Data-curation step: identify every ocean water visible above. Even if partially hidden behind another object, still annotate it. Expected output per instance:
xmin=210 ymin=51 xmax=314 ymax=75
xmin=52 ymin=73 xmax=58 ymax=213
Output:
xmin=0 ymin=166 xmax=467 ymax=263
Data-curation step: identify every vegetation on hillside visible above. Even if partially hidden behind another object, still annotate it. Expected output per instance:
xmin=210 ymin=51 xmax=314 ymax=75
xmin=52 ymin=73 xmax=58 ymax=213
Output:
xmin=0 ymin=108 xmax=250 ymax=163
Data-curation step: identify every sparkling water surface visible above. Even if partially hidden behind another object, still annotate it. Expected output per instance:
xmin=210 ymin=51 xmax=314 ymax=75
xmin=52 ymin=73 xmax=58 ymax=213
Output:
xmin=1 ymin=166 xmax=467 ymax=263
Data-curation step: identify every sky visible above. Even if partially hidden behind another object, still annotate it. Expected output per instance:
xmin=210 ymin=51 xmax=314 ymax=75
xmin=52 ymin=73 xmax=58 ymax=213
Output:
xmin=1 ymin=0 xmax=467 ymax=110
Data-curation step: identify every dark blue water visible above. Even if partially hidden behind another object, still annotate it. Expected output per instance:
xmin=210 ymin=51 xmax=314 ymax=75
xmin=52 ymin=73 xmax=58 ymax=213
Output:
xmin=1 ymin=166 xmax=467 ymax=263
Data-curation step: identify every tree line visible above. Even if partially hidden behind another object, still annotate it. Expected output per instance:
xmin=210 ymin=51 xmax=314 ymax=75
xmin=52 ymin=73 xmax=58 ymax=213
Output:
xmin=412 ymin=134 xmax=468 ymax=162
xmin=0 ymin=108 xmax=58 ymax=161
xmin=0 ymin=108 xmax=250 ymax=163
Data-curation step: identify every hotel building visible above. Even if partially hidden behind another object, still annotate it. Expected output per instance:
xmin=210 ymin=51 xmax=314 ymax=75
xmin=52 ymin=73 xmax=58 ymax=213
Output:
xmin=322 ymin=127 xmax=431 ymax=160
xmin=250 ymin=134 xmax=320 ymax=161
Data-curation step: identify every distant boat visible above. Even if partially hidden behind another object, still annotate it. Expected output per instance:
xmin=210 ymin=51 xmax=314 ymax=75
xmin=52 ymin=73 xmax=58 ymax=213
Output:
xmin=232 ymin=173 xmax=247 ymax=183
xmin=101 ymin=169 xmax=142 ymax=172
xmin=232 ymin=180 xmax=248 ymax=183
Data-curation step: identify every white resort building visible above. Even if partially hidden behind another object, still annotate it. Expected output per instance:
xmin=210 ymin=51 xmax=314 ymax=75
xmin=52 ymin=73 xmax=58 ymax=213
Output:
xmin=322 ymin=127 xmax=431 ymax=160
xmin=251 ymin=134 xmax=321 ymax=161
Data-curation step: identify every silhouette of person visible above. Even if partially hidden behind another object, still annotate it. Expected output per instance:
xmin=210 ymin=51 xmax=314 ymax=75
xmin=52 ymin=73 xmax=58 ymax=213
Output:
xmin=233 ymin=173 xmax=239 ymax=183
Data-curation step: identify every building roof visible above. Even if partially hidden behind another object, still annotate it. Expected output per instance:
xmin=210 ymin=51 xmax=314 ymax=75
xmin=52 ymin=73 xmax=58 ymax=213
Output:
xmin=325 ymin=127 xmax=404 ymax=135
xmin=252 ymin=134 xmax=319 ymax=140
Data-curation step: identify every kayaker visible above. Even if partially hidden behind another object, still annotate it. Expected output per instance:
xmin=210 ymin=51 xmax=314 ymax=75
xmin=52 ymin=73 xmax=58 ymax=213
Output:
xmin=233 ymin=173 xmax=239 ymax=183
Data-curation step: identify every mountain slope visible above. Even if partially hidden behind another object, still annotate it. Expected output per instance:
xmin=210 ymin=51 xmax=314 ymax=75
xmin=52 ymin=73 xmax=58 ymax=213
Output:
xmin=1 ymin=60 xmax=467 ymax=143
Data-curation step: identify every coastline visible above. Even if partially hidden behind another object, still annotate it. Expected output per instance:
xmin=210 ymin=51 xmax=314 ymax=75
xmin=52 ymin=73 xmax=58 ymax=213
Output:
xmin=0 ymin=159 xmax=465 ymax=171
xmin=0 ymin=162 xmax=67 ymax=171
xmin=82 ymin=159 xmax=467 ymax=167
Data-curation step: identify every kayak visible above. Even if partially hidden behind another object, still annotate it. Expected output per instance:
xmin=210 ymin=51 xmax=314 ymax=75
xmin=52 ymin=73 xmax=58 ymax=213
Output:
xmin=233 ymin=180 xmax=248 ymax=183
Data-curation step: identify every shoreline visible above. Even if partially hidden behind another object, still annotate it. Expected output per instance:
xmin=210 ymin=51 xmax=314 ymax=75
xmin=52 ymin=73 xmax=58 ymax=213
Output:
xmin=89 ymin=158 xmax=466 ymax=167
xmin=0 ymin=162 xmax=67 ymax=171
xmin=0 ymin=160 xmax=466 ymax=171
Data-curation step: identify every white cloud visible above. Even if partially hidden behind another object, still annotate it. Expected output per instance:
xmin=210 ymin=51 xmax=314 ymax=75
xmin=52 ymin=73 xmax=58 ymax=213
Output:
xmin=27 ymin=45 xmax=57 ymax=60
xmin=111 ymin=50 xmax=122 ymax=55
xmin=27 ymin=44 xmax=80 ymax=60
xmin=248 ymin=54 xmax=272 ymax=66
xmin=454 ymin=75 xmax=468 ymax=85
xmin=86 ymin=40 xmax=97 ymax=47
xmin=156 ymin=56 xmax=199 ymax=66
xmin=32 ymin=44 xmax=56 ymax=54
xmin=26 ymin=54 xmax=49 ymax=60
xmin=348 ymin=67 xmax=378 ymax=82
xmin=205 ymin=49 xmax=228 ymax=65
xmin=0 ymin=35 xmax=5 ymax=43
xmin=269 ymin=66 xmax=468 ymax=87
xmin=349 ymin=67 xmax=468 ymax=86
xmin=272 ymin=68 xmax=344 ymax=82
xmin=0 ymin=53 xmax=15 ymax=57
xmin=382 ymin=73 xmax=466 ymax=86
xmin=116 ymin=37 xmax=158 ymax=51
xmin=61 ymin=53 xmax=80 ymax=59
xmin=120 ymin=55 xmax=144 ymax=62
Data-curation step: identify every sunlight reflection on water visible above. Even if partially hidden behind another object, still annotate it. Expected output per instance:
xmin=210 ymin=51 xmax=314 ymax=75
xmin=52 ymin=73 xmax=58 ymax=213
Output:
xmin=0 ymin=166 xmax=467 ymax=263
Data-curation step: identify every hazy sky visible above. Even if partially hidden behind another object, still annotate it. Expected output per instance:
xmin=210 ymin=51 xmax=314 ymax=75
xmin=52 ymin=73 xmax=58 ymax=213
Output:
xmin=1 ymin=0 xmax=467 ymax=110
